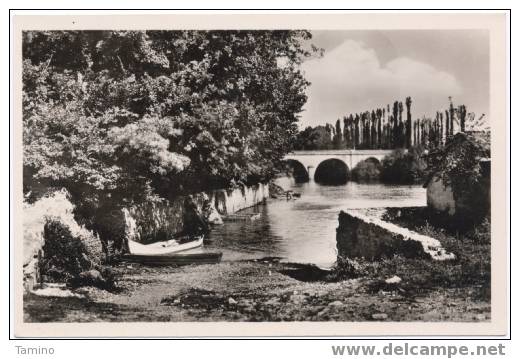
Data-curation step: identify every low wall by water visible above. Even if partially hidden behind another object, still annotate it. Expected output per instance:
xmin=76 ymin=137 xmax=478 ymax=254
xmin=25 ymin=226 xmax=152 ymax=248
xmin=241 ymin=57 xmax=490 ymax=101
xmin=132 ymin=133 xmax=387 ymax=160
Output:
xmin=336 ymin=210 xmax=455 ymax=261
xmin=214 ymin=183 xmax=269 ymax=214
xmin=125 ymin=183 xmax=269 ymax=244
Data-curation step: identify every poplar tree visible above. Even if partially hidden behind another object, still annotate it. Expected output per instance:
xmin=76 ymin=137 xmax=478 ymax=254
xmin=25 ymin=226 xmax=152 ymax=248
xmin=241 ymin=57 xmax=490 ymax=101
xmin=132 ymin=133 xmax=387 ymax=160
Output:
xmin=354 ymin=114 xmax=360 ymax=149
xmin=449 ymin=97 xmax=455 ymax=136
xmin=405 ymin=97 xmax=412 ymax=148
xmin=343 ymin=116 xmax=349 ymax=148
xmin=439 ymin=112 xmax=444 ymax=146
xmin=445 ymin=110 xmax=451 ymax=139
xmin=458 ymin=105 xmax=467 ymax=132
xmin=377 ymin=108 xmax=382 ymax=149
xmin=392 ymin=102 xmax=399 ymax=148
xmin=333 ymin=118 xmax=343 ymax=149
xmin=398 ymin=102 xmax=404 ymax=147
xmin=370 ymin=111 xmax=377 ymax=149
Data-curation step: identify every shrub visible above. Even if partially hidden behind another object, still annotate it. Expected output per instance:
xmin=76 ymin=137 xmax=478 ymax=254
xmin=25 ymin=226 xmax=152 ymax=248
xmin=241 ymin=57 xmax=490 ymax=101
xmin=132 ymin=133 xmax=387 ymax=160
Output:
xmin=39 ymin=219 xmax=117 ymax=290
xmin=328 ymin=256 xmax=366 ymax=281
xmin=351 ymin=159 xmax=382 ymax=182
xmin=466 ymin=217 xmax=491 ymax=244
xmin=40 ymin=219 xmax=93 ymax=282
xmin=23 ymin=189 xmax=104 ymax=266
xmin=380 ymin=147 xmax=427 ymax=184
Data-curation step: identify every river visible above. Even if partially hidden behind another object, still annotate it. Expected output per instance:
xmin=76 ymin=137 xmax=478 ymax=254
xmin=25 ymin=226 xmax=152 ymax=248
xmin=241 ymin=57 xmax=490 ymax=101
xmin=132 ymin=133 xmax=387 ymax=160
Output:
xmin=206 ymin=178 xmax=427 ymax=269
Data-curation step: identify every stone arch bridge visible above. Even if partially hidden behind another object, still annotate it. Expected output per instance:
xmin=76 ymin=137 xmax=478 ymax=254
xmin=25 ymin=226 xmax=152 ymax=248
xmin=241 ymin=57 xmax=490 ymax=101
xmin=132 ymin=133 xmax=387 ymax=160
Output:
xmin=284 ymin=149 xmax=394 ymax=180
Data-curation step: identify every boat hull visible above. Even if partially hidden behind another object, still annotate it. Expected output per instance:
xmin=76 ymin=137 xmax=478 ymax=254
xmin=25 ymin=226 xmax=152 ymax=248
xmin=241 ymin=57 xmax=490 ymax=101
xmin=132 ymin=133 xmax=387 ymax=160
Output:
xmin=122 ymin=252 xmax=223 ymax=266
xmin=127 ymin=236 xmax=203 ymax=256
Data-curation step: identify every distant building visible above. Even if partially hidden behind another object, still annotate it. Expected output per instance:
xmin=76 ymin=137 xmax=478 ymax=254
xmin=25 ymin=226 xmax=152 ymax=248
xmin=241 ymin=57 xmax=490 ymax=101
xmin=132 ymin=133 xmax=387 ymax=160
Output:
xmin=424 ymin=132 xmax=491 ymax=222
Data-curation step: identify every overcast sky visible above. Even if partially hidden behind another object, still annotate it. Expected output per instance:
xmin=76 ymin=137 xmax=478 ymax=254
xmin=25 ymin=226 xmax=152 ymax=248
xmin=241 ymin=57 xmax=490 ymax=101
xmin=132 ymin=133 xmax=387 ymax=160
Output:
xmin=299 ymin=30 xmax=489 ymax=128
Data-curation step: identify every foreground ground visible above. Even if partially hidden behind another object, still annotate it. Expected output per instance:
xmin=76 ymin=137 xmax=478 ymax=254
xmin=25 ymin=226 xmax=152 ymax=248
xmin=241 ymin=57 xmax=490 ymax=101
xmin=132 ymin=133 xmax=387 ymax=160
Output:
xmin=24 ymin=206 xmax=491 ymax=322
xmin=24 ymin=260 xmax=489 ymax=322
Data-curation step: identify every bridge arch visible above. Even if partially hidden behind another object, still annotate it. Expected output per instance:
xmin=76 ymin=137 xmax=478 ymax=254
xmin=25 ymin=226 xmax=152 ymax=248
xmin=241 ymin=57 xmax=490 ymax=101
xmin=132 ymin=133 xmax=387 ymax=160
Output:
xmin=282 ymin=159 xmax=309 ymax=183
xmin=314 ymin=158 xmax=350 ymax=185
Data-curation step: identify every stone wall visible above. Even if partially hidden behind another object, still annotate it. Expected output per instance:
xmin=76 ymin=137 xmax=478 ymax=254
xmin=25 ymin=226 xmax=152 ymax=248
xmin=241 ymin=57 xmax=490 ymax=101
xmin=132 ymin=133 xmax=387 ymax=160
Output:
xmin=426 ymin=160 xmax=490 ymax=222
xmin=426 ymin=175 xmax=456 ymax=215
xmin=213 ymin=183 xmax=269 ymax=214
xmin=124 ymin=197 xmax=186 ymax=244
xmin=125 ymin=183 xmax=269 ymax=244
xmin=336 ymin=210 xmax=454 ymax=261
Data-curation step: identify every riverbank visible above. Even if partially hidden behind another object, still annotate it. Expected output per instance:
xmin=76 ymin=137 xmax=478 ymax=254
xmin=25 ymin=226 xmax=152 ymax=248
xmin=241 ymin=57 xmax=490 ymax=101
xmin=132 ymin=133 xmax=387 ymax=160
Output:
xmin=25 ymin=253 xmax=489 ymax=322
xmin=24 ymin=190 xmax=490 ymax=323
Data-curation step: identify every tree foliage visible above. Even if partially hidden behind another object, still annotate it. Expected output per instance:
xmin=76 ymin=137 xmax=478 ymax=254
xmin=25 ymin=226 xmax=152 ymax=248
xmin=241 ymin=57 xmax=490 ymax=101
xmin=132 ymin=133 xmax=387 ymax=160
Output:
xmin=23 ymin=30 xmax=314 ymax=209
xmin=351 ymin=159 xmax=382 ymax=182
xmin=380 ymin=146 xmax=428 ymax=184
xmin=293 ymin=125 xmax=334 ymax=150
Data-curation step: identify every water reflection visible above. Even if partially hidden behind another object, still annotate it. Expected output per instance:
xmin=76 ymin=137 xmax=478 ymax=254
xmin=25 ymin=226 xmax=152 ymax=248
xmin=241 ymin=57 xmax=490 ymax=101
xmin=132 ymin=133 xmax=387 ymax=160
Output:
xmin=206 ymin=178 xmax=426 ymax=268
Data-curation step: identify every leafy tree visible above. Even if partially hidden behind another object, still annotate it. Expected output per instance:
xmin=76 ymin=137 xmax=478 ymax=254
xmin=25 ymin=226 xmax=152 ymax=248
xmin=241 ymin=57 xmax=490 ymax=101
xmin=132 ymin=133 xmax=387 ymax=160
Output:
xmin=23 ymin=30 xmax=315 ymax=253
xmin=293 ymin=126 xmax=320 ymax=150
xmin=380 ymin=146 xmax=427 ymax=184
xmin=351 ymin=159 xmax=382 ymax=182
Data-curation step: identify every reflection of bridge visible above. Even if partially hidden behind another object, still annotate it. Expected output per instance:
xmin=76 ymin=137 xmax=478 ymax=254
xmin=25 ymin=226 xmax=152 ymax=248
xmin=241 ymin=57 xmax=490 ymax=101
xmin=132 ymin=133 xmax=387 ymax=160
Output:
xmin=284 ymin=149 xmax=393 ymax=180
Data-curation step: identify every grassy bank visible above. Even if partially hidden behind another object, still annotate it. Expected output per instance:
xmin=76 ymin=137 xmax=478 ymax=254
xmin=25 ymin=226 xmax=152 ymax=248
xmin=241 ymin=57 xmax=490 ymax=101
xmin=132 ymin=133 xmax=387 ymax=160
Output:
xmin=361 ymin=207 xmax=491 ymax=301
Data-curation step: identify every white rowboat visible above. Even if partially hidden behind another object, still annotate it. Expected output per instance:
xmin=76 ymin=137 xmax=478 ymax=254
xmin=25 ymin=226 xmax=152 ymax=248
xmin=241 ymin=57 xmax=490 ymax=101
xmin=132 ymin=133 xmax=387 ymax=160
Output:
xmin=127 ymin=235 xmax=203 ymax=256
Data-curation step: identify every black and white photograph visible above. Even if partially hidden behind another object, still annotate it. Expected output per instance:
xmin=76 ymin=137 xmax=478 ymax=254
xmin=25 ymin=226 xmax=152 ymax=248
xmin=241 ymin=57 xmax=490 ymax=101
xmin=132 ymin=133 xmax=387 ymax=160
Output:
xmin=12 ymin=13 xmax=508 ymax=337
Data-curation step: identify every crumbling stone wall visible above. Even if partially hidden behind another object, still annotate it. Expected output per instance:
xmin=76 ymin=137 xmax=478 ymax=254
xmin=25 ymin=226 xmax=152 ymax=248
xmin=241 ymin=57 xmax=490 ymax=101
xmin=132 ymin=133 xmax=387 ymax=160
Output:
xmin=336 ymin=210 xmax=454 ymax=261
xmin=426 ymin=176 xmax=456 ymax=215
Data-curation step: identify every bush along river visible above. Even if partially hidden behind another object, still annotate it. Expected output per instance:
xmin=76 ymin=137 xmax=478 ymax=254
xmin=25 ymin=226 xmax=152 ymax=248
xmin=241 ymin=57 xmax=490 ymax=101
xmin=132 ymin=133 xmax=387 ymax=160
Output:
xmin=24 ymin=176 xmax=491 ymax=323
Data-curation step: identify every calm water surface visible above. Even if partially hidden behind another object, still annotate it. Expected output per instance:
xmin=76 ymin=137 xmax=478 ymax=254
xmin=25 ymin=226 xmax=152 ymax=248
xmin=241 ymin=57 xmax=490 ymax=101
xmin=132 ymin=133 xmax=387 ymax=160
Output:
xmin=206 ymin=179 xmax=426 ymax=268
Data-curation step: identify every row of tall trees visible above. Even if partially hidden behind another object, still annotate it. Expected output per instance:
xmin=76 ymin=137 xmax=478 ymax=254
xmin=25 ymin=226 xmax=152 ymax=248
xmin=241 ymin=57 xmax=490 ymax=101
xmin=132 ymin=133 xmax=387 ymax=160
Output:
xmin=410 ymin=99 xmax=482 ymax=149
xmin=294 ymin=97 xmax=482 ymax=151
